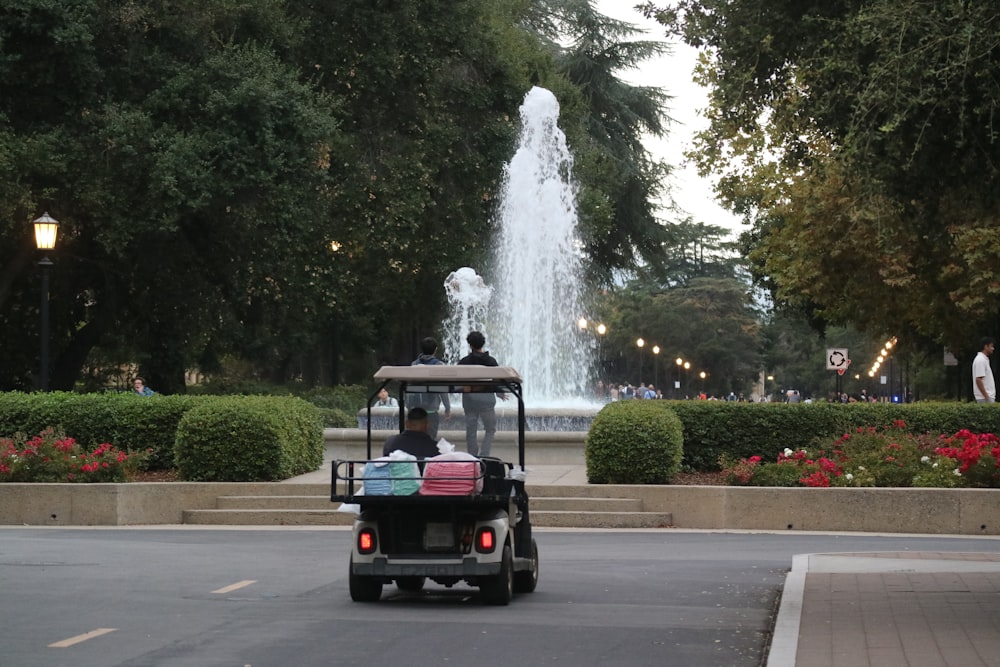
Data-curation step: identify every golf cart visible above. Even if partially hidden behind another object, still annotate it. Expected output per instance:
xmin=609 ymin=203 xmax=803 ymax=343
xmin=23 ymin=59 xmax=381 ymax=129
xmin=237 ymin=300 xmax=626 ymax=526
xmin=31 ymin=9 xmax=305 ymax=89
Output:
xmin=331 ymin=365 xmax=539 ymax=605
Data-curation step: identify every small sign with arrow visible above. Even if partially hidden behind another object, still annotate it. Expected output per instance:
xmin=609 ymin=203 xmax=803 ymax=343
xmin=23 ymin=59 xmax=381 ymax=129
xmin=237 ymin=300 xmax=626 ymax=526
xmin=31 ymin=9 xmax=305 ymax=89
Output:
xmin=827 ymin=348 xmax=849 ymax=371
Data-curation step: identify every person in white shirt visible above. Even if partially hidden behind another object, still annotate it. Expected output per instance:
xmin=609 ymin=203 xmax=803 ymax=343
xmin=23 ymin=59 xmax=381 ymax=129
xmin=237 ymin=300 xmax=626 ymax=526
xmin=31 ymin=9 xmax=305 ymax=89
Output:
xmin=972 ymin=336 xmax=996 ymax=403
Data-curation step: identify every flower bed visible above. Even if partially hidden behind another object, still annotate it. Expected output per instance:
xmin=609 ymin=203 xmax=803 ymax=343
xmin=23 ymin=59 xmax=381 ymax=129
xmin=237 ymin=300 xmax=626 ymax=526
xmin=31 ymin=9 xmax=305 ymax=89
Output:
xmin=722 ymin=421 xmax=1000 ymax=488
xmin=0 ymin=428 xmax=147 ymax=483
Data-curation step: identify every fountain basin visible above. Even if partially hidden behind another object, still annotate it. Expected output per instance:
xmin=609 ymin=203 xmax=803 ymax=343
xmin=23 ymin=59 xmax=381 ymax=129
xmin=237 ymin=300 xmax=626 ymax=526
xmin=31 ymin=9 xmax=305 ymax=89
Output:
xmin=359 ymin=405 xmax=600 ymax=432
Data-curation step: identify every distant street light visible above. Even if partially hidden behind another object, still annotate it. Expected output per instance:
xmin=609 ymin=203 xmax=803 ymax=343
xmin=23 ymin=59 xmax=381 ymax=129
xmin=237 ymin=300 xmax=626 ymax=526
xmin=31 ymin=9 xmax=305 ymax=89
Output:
xmin=652 ymin=345 xmax=660 ymax=391
xmin=636 ymin=338 xmax=645 ymax=386
xmin=596 ymin=323 xmax=607 ymax=376
xmin=675 ymin=357 xmax=683 ymax=398
xmin=33 ymin=212 xmax=59 ymax=391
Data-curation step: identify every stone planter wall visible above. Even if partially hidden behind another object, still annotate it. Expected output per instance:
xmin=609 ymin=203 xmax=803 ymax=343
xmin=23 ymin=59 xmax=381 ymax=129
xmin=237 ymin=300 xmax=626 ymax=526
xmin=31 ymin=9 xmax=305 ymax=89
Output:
xmin=1 ymin=481 xmax=997 ymax=534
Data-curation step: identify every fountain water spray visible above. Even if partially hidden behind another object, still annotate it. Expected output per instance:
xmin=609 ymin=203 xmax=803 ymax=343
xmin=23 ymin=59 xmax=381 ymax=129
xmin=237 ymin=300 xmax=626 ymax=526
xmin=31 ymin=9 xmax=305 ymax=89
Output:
xmin=443 ymin=87 xmax=593 ymax=406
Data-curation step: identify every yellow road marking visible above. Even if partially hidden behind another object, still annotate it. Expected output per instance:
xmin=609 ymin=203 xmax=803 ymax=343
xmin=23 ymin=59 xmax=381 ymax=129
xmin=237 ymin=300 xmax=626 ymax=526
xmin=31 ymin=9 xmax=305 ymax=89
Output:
xmin=49 ymin=628 xmax=117 ymax=648
xmin=212 ymin=579 xmax=257 ymax=594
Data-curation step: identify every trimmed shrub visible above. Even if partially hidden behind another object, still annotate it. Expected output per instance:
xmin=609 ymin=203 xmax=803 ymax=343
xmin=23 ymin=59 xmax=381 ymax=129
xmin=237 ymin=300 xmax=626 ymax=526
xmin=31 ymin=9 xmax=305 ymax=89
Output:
xmin=0 ymin=392 xmax=194 ymax=470
xmin=585 ymin=401 xmax=683 ymax=484
xmin=173 ymin=396 xmax=323 ymax=481
xmin=189 ymin=381 xmax=367 ymax=427
xmin=665 ymin=400 xmax=1000 ymax=472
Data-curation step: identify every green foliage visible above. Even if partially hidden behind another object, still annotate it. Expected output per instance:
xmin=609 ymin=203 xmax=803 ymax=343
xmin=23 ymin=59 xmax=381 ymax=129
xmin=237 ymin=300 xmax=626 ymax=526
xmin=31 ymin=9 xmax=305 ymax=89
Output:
xmin=743 ymin=463 xmax=802 ymax=488
xmin=649 ymin=0 xmax=1000 ymax=357
xmin=0 ymin=391 xmax=195 ymax=470
xmin=668 ymin=401 xmax=849 ymax=471
xmin=598 ymin=274 xmax=762 ymax=396
xmin=667 ymin=401 xmax=1000 ymax=472
xmin=532 ymin=1 xmax=674 ymax=277
xmin=173 ymin=396 xmax=323 ymax=482
xmin=585 ymin=400 xmax=683 ymax=484
xmin=189 ymin=380 xmax=366 ymax=427
xmin=0 ymin=0 xmax=678 ymax=391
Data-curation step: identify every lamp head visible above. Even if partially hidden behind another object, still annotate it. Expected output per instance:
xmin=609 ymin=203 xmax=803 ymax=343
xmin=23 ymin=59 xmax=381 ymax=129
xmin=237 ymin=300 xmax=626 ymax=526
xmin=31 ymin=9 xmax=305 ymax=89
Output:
xmin=33 ymin=212 xmax=59 ymax=250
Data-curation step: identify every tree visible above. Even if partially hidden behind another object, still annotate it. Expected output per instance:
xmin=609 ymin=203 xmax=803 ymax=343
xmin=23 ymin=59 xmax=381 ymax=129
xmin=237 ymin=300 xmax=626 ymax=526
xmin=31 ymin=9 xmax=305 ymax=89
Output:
xmin=641 ymin=1 xmax=1000 ymax=360
xmin=0 ymin=0 xmax=341 ymax=391
xmin=0 ymin=0 xmax=682 ymax=391
xmin=530 ymin=0 xmax=676 ymax=280
xmin=594 ymin=220 xmax=761 ymax=396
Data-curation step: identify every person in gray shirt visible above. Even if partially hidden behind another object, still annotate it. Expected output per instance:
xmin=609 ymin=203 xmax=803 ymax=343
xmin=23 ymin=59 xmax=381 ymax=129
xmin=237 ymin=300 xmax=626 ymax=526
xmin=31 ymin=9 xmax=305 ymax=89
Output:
xmin=457 ymin=331 xmax=507 ymax=457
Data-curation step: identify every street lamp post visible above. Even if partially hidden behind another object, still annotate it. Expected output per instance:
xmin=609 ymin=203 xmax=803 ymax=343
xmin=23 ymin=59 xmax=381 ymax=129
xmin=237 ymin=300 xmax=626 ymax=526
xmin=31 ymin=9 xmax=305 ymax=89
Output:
xmin=596 ymin=323 xmax=607 ymax=379
xmin=636 ymin=338 xmax=645 ymax=386
xmin=675 ymin=357 xmax=683 ymax=399
xmin=33 ymin=212 xmax=59 ymax=392
xmin=652 ymin=345 xmax=660 ymax=393
xmin=699 ymin=370 xmax=707 ymax=397
xmin=683 ymin=361 xmax=690 ymax=398
xmin=579 ymin=319 xmax=608 ymax=382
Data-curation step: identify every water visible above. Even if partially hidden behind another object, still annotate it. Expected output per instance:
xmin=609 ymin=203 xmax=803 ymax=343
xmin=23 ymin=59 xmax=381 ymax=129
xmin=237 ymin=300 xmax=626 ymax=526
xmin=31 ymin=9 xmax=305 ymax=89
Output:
xmin=442 ymin=87 xmax=593 ymax=406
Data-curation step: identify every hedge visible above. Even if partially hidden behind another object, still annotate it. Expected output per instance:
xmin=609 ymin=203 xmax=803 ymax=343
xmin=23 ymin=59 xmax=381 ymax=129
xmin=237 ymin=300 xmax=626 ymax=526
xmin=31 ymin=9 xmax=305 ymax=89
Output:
xmin=0 ymin=392 xmax=324 ymax=480
xmin=0 ymin=392 xmax=195 ymax=469
xmin=665 ymin=400 xmax=1000 ymax=471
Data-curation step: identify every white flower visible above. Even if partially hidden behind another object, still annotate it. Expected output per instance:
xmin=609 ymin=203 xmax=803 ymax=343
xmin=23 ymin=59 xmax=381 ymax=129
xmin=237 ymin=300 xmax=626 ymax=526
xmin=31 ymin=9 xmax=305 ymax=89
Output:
xmin=783 ymin=448 xmax=793 ymax=457
xmin=920 ymin=456 xmax=930 ymax=464
xmin=845 ymin=473 xmax=854 ymax=481
xmin=932 ymin=463 xmax=939 ymax=468
xmin=858 ymin=466 xmax=866 ymax=471
xmin=953 ymin=468 xmax=962 ymax=476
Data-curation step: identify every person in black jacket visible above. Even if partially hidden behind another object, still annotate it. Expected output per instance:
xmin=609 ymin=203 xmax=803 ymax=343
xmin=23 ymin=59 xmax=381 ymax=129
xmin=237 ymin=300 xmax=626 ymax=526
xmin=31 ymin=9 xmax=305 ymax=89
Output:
xmin=457 ymin=331 xmax=507 ymax=457
xmin=381 ymin=407 xmax=439 ymax=470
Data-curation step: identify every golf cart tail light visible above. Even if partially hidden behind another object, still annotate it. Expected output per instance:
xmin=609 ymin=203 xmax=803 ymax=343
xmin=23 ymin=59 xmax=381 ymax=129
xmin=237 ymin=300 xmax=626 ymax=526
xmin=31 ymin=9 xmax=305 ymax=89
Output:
xmin=358 ymin=529 xmax=377 ymax=554
xmin=476 ymin=527 xmax=495 ymax=553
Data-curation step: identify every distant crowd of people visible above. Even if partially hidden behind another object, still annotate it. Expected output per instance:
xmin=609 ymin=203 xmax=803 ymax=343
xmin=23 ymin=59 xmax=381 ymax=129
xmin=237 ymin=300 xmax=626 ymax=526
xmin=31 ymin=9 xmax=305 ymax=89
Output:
xmin=590 ymin=381 xmax=749 ymax=403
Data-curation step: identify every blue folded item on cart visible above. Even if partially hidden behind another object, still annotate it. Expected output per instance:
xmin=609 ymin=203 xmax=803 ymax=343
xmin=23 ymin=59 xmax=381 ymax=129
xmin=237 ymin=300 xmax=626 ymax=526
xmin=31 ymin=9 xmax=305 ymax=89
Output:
xmin=362 ymin=459 xmax=393 ymax=495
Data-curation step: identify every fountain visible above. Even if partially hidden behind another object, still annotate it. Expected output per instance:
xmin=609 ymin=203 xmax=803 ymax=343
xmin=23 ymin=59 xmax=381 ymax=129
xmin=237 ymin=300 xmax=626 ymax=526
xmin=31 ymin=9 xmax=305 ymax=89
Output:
xmin=439 ymin=87 xmax=600 ymax=428
xmin=363 ymin=88 xmax=602 ymax=432
xmin=443 ymin=88 xmax=592 ymax=397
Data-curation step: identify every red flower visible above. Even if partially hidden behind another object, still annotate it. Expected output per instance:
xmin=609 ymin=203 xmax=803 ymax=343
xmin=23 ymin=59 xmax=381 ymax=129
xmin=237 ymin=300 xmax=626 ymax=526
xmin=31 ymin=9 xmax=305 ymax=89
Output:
xmin=817 ymin=457 xmax=840 ymax=474
xmin=800 ymin=471 xmax=830 ymax=487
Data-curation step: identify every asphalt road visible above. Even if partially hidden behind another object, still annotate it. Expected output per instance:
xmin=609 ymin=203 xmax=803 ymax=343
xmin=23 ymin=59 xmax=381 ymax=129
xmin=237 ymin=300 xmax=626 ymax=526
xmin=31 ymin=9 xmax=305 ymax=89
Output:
xmin=2 ymin=528 xmax=999 ymax=667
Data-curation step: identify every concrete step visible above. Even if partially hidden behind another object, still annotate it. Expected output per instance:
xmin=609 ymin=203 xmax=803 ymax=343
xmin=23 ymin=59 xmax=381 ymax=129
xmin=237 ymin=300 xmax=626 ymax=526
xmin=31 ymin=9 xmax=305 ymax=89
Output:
xmin=182 ymin=508 xmax=355 ymax=526
xmin=183 ymin=489 xmax=663 ymax=528
xmin=215 ymin=494 xmax=644 ymax=514
xmin=531 ymin=510 xmax=673 ymax=529
xmin=530 ymin=496 xmax=644 ymax=512
xmin=216 ymin=495 xmax=333 ymax=510
xmin=182 ymin=506 xmax=671 ymax=529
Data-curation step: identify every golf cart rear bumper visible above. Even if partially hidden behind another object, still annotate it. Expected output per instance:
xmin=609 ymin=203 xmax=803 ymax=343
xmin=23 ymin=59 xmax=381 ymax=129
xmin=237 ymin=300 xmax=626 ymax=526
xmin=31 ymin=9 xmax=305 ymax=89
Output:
xmin=354 ymin=557 xmax=502 ymax=578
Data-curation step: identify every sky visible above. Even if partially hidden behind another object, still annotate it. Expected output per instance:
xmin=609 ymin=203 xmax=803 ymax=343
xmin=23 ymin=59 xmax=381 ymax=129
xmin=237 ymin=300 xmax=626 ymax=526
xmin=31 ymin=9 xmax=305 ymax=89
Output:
xmin=591 ymin=1 xmax=744 ymax=236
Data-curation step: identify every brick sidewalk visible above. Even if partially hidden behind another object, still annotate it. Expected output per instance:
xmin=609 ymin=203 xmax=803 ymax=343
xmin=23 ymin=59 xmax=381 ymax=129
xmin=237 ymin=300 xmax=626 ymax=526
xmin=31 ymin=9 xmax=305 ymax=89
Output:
xmin=770 ymin=552 xmax=1000 ymax=667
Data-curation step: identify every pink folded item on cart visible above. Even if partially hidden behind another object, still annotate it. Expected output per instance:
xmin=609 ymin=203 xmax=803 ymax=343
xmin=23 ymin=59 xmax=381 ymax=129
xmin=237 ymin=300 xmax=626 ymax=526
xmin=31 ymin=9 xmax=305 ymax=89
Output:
xmin=419 ymin=453 xmax=483 ymax=495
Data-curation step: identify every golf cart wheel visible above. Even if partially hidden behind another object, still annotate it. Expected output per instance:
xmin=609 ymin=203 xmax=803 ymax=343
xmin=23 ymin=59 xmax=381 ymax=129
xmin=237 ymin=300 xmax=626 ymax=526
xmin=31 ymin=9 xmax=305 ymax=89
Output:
xmin=348 ymin=557 xmax=382 ymax=602
xmin=513 ymin=538 xmax=539 ymax=593
xmin=481 ymin=545 xmax=513 ymax=606
xmin=395 ymin=576 xmax=426 ymax=592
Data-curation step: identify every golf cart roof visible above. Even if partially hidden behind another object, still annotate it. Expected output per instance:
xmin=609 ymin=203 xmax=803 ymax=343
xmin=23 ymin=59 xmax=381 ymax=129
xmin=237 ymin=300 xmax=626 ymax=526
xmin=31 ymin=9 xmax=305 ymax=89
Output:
xmin=373 ymin=365 xmax=522 ymax=384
